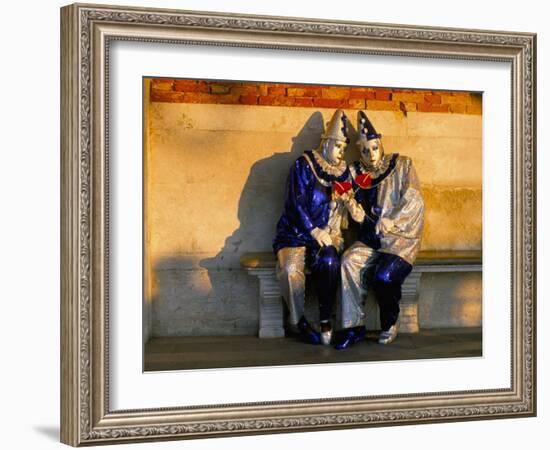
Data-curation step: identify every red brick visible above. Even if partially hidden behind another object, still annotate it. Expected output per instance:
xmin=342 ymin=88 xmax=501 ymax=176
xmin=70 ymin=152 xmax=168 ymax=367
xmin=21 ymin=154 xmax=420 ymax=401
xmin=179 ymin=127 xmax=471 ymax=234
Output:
xmin=151 ymin=90 xmax=184 ymax=102
xmin=270 ymin=83 xmax=294 ymax=88
xmin=258 ymin=96 xmax=296 ymax=106
xmin=321 ymin=87 xmax=350 ymax=100
xmin=173 ymin=80 xmax=209 ymax=93
xmin=374 ymin=90 xmax=392 ymax=101
xmin=210 ymin=94 xmax=240 ymax=104
xmin=441 ymin=94 xmax=471 ymax=105
xmin=288 ymin=84 xmax=321 ymax=89
xmin=392 ymin=93 xmax=425 ymax=103
xmin=231 ymin=85 xmax=259 ymax=96
xmin=313 ymin=98 xmax=348 ymax=108
xmin=467 ymin=94 xmax=483 ymax=114
xmin=401 ymin=102 xmax=418 ymax=112
xmin=450 ymin=91 xmax=472 ymax=99
xmin=287 ymin=87 xmax=304 ymax=97
xmin=182 ymin=93 xmax=240 ymax=104
xmin=210 ymin=84 xmax=232 ymax=94
xmin=173 ymin=79 xmax=196 ymax=91
xmin=258 ymin=85 xmax=269 ymax=96
xmin=305 ymin=87 xmax=323 ymax=97
xmin=347 ymin=98 xmax=366 ymax=109
xmin=349 ymin=89 xmax=376 ymax=100
xmin=268 ymin=86 xmax=286 ymax=96
xmin=182 ymin=92 xmax=204 ymax=103
xmin=466 ymin=98 xmax=482 ymax=114
xmin=424 ymin=94 xmax=441 ymax=104
xmin=449 ymin=104 xmax=468 ymax=114
xmin=196 ymin=82 xmax=211 ymax=93
xmin=366 ymin=100 xmax=400 ymax=111
xmin=294 ymin=97 xmax=314 ymax=107
xmin=239 ymin=95 xmax=258 ymax=105
xmin=417 ymin=103 xmax=450 ymax=113
xmin=466 ymin=106 xmax=482 ymax=114
xmin=287 ymin=87 xmax=322 ymax=97
xmin=151 ymin=79 xmax=174 ymax=91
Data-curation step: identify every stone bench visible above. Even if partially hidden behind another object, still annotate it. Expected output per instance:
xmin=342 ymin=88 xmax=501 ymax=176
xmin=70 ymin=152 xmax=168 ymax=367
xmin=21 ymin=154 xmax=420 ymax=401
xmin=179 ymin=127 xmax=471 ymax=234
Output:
xmin=240 ymin=250 xmax=482 ymax=338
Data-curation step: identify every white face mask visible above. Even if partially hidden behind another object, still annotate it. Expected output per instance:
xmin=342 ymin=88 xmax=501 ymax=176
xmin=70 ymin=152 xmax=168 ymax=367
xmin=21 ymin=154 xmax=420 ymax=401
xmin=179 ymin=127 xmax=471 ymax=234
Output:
xmin=359 ymin=138 xmax=384 ymax=168
xmin=321 ymin=138 xmax=346 ymax=165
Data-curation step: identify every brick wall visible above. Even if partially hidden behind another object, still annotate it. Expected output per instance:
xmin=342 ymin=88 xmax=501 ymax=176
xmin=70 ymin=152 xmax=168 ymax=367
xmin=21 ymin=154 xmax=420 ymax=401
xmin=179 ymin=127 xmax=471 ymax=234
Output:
xmin=150 ymin=79 xmax=482 ymax=115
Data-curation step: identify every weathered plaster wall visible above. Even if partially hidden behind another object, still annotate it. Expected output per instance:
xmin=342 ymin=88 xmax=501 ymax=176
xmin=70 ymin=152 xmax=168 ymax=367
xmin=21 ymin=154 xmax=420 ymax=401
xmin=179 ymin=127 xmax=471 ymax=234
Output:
xmin=145 ymin=100 xmax=482 ymax=337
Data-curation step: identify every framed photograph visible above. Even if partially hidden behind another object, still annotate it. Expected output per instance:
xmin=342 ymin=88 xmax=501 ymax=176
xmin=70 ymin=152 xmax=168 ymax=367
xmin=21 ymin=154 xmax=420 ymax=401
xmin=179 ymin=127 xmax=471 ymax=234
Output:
xmin=61 ymin=3 xmax=536 ymax=446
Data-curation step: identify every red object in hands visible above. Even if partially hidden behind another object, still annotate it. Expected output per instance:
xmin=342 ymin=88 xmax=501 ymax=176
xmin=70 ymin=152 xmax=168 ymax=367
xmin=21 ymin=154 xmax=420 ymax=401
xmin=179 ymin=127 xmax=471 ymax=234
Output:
xmin=355 ymin=174 xmax=372 ymax=188
xmin=333 ymin=181 xmax=353 ymax=195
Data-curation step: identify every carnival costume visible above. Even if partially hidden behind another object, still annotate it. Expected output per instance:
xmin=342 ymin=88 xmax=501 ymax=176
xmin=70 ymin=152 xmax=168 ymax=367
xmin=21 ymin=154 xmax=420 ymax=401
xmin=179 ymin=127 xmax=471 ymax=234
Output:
xmin=335 ymin=111 xmax=425 ymax=349
xmin=273 ymin=110 xmax=363 ymax=346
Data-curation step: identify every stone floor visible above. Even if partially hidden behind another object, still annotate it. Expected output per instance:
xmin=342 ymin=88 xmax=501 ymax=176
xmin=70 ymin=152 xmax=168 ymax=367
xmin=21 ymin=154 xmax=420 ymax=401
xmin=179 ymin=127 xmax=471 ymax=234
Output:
xmin=144 ymin=327 xmax=482 ymax=372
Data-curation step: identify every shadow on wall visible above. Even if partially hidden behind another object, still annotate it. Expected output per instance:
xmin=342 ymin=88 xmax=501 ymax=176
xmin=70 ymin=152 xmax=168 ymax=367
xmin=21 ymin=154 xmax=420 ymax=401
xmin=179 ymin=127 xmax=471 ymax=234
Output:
xmin=198 ymin=112 xmax=327 ymax=331
xmin=207 ymin=112 xmax=324 ymax=262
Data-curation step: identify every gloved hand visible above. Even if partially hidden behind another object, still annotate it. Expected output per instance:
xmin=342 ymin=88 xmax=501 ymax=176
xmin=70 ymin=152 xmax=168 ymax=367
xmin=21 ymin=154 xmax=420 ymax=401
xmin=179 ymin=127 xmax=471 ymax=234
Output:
xmin=341 ymin=192 xmax=366 ymax=223
xmin=375 ymin=217 xmax=395 ymax=235
xmin=310 ymin=227 xmax=333 ymax=247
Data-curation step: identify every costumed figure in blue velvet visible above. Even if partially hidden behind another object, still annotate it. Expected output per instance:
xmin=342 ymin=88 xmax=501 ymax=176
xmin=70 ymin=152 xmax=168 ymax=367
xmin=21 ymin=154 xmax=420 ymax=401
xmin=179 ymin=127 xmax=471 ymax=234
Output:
xmin=273 ymin=109 xmax=363 ymax=346
xmin=334 ymin=111 xmax=425 ymax=350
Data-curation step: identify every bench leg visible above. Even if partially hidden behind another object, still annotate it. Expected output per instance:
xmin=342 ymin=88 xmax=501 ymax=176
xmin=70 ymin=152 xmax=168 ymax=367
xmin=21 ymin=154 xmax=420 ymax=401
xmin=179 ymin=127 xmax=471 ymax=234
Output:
xmin=248 ymin=268 xmax=285 ymax=338
xmin=245 ymin=268 xmax=420 ymax=336
xmin=399 ymin=272 xmax=422 ymax=333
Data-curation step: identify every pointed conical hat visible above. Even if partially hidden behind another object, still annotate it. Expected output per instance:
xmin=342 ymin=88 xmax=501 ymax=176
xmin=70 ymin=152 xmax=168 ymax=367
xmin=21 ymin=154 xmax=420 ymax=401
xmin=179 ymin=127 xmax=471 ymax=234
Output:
xmin=357 ymin=110 xmax=382 ymax=142
xmin=321 ymin=109 xmax=349 ymax=143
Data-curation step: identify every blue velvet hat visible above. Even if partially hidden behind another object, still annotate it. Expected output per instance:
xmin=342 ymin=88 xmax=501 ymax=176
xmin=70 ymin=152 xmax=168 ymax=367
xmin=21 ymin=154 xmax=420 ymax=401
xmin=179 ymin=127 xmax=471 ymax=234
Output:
xmin=357 ymin=111 xmax=382 ymax=142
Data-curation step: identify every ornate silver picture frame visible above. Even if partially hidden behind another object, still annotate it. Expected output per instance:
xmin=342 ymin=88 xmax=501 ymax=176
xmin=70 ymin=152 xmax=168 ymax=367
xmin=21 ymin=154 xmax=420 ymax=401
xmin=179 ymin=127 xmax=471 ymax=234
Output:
xmin=60 ymin=3 xmax=536 ymax=446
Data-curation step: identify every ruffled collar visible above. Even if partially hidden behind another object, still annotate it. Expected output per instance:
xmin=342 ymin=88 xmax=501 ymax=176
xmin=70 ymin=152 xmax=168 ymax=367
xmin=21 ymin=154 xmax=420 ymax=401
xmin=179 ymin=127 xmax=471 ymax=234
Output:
xmin=352 ymin=153 xmax=399 ymax=189
xmin=303 ymin=150 xmax=350 ymax=185
xmin=357 ymin=153 xmax=393 ymax=177
xmin=311 ymin=149 xmax=348 ymax=177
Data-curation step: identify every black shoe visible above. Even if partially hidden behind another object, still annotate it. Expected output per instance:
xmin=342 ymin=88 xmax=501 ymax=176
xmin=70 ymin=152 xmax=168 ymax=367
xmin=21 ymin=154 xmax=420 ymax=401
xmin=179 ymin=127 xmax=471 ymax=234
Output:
xmin=334 ymin=327 xmax=366 ymax=350
xmin=297 ymin=317 xmax=322 ymax=345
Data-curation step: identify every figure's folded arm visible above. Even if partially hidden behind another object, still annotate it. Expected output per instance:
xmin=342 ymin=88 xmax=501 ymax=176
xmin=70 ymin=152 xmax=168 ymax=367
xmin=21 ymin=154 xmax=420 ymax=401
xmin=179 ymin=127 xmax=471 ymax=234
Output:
xmin=343 ymin=192 xmax=366 ymax=223
xmin=384 ymin=160 xmax=424 ymax=239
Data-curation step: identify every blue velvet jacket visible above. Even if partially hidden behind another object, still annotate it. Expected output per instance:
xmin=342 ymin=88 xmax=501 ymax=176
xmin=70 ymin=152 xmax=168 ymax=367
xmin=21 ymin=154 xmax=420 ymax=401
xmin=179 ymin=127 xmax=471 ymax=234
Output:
xmin=273 ymin=151 xmax=350 ymax=253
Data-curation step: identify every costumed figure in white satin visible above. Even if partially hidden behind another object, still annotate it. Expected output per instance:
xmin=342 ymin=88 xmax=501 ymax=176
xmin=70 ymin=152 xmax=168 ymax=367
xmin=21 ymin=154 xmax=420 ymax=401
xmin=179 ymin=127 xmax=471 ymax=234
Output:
xmin=334 ymin=111 xmax=425 ymax=350
xmin=273 ymin=109 xmax=362 ymax=346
